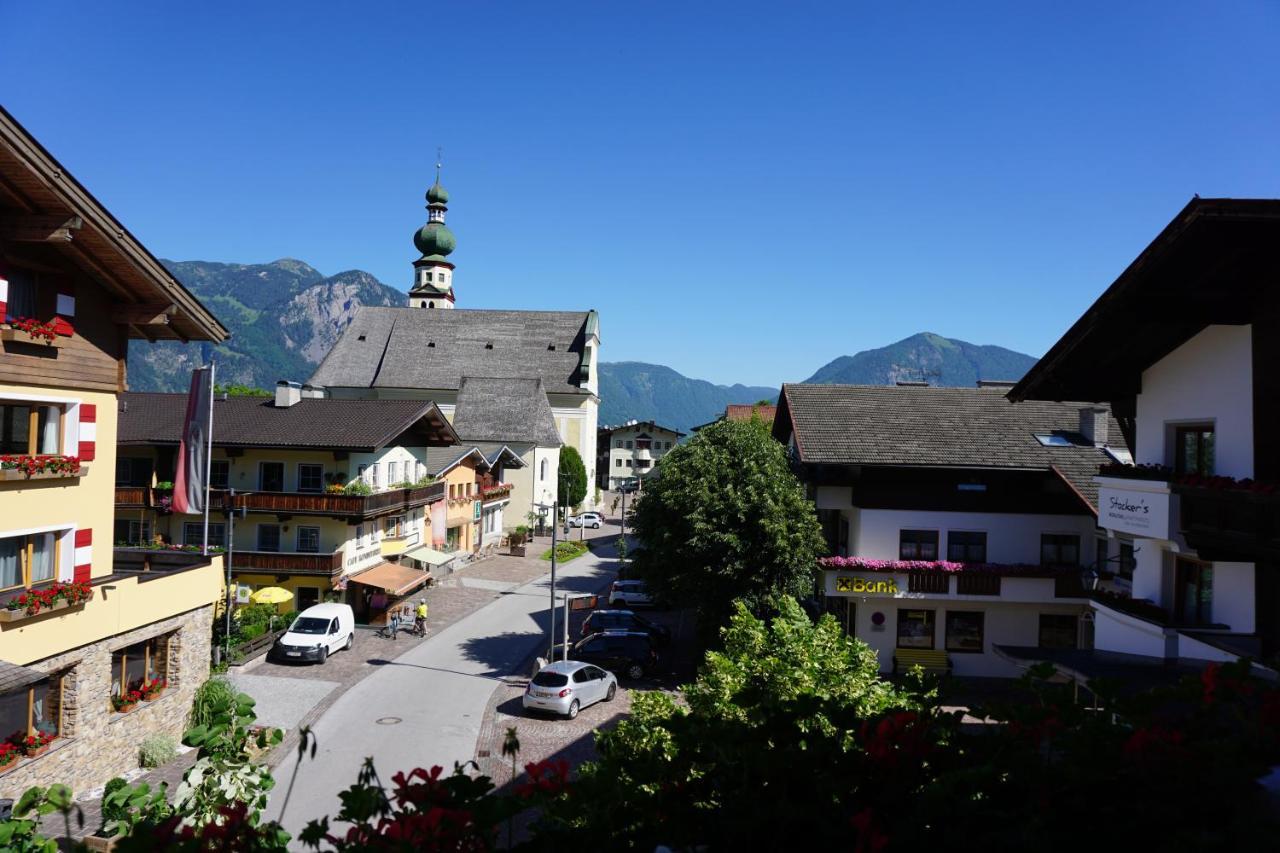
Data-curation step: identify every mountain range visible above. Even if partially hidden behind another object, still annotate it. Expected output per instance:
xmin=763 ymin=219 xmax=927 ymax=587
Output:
xmin=129 ymin=259 xmax=1039 ymax=433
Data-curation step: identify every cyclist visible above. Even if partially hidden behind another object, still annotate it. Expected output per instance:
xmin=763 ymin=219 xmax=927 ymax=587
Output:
xmin=414 ymin=599 xmax=428 ymax=636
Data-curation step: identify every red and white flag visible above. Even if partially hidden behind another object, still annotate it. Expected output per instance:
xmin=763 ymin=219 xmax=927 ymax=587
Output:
xmin=173 ymin=367 xmax=213 ymax=515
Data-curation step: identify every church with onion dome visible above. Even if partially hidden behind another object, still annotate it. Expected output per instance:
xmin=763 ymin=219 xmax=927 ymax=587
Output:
xmin=308 ymin=165 xmax=602 ymax=527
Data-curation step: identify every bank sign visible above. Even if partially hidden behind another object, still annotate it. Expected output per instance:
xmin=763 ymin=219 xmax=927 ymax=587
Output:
xmin=825 ymin=571 xmax=900 ymax=596
xmin=1098 ymin=482 xmax=1171 ymax=539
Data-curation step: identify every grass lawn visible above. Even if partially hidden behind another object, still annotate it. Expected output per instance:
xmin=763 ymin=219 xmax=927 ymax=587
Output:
xmin=540 ymin=540 xmax=590 ymax=563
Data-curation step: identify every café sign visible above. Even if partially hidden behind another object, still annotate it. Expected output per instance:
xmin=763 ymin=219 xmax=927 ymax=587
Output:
xmin=1098 ymin=480 xmax=1172 ymax=539
xmin=345 ymin=543 xmax=382 ymax=573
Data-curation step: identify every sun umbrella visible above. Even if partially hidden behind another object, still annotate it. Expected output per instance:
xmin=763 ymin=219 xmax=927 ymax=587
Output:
xmin=249 ymin=586 xmax=293 ymax=605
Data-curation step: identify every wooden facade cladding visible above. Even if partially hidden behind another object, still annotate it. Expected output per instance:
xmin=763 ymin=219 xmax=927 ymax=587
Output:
xmin=115 ymin=483 xmax=448 ymax=520
xmin=231 ymin=549 xmax=344 ymax=578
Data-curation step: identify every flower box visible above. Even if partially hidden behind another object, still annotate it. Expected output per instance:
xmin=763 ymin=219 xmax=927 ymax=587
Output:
xmin=22 ymin=743 xmax=50 ymax=759
xmin=114 ymin=702 xmax=138 ymax=714
xmin=2 ymin=580 xmax=94 ymax=620
xmin=0 ymin=454 xmax=85 ymax=480
xmin=0 ymin=325 xmax=64 ymax=348
xmin=0 ymin=466 xmax=88 ymax=482
xmin=0 ymin=597 xmax=87 ymax=623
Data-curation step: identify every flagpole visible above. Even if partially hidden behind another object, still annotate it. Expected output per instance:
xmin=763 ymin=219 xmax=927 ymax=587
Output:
xmin=202 ymin=362 xmax=215 ymax=556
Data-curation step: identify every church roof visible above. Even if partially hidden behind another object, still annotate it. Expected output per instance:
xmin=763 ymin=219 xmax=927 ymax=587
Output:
xmin=307 ymin=306 xmax=595 ymax=394
xmin=452 ymin=376 xmax=564 ymax=447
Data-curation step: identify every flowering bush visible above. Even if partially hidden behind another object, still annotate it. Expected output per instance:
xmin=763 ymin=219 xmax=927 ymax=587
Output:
xmin=0 ymin=741 xmax=19 ymax=767
xmin=113 ymin=689 xmax=143 ymax=711
xmin=0 ymin=454 xmax=82 ymax=477
xmin=118 ymin=542 xmax=226 ymax=553
xmin=481 ymin=483 xmax=514 ymax=499
xmin=819 ymin=556 xmax=1069 ymax=575
xmin=5 ymin=580 xmax=93 ymax=615
xmin=7 ymin=316 xmax=59 ymax=342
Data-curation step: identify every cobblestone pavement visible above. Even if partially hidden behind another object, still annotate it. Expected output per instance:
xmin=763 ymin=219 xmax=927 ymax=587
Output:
xmin=52 ymin=520 xmax=621 ymax=841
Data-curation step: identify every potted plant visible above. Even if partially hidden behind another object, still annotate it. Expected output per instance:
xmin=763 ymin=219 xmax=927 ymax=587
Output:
xmin=2 ymin=316 xmax=60 ymax=345
xmin=0 ymin=741 xmax=19 ymax=769
xmin=140 ymin=676 xmax=167 ymax=701
xmin=21 ymin=730 xmax=55 ymax=758
xmin=113 ymin=689 xmax=143 ymax=714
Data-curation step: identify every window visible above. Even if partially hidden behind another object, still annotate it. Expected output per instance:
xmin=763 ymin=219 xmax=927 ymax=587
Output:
xmin=899 ymin=530 xmax=939 ymax=561
xmin=296 ymin=526 xmax=321 ymax=553
xmin=947 ymin=531 xmax=986 ymax=563
xmin=355 ymin=524 xmax=366 ymax=546
xmin=388 ymin=461 xmax=399 ymax=485
xmin=385 ymin=516 xmax=404 ymax=538
xmin=625 ymin=440 xmax=633 ymax=450
xmin=210 ymin=460 xmax=230 ymax=490
xmin=115 ymin=519 xmax=152 ymax=546
xmin=615 ymin=440 xmax=623 ymax=449
xmin=371 ymin=463 xmax=381 ymax=490
xmin=111 ymin=637 xmax=165 ymax=703
xmin=615 ymin=459 xmax=623 ymax=468
xmin=257 ymin=524 xmax=281 ymax=553
xmin=1039 ymin=614 xmax=1078 ymax=649
xmin=635 ymin=459 xmax=651 ymax=469
xmin=625 ymin=459 xmax=633 ymax=468
xmin=115 ymin=457 xmax=154 ymax=487
xmin=1174 ymin=425 xmax=1215 ymax=476
xmin=259 ymin=462 xmax=285 ymax=492
xmin=1095 ymin=537 xmax=1109 ymax=573
xmin=540 ymin=459 xmax=548 ymax=480
xmin=183 ymin=522 xmax=226 ymax=548
xmin=0 ymin=675 xmax=63 ymax=745
xmin=298 ymin=464 xmax=323 ymax=493
xmin=897 ymin=609 xmax=935 ymax=649
xmin=1175 ymin=558 xmax=1214 ymax=626
xmin=0 ymin=531 xmax=58 ymax=590
xmin=1034 ymin=433 xmax=1079 ymax=447
xmin=945 ymin=611 xmax=984 ymax=653
xmin=1119 ymin=543 xmax=1136 ymax=581
xmin=3 ymin=269 xmax=38 ymax=320
xmin=296 ymin=587 xmax=321 ymax=610
xmin=0 ymin=403 xmax=62 ymax=455
xmin=358 ymin=464 xmax=368 ymax=484
xmin=1040 ymin=534 xmax=1080 ymax=567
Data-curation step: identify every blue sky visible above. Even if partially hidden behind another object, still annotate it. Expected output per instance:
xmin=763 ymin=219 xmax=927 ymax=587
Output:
xmin=3 ymin=2 xmax=1278 ymax=387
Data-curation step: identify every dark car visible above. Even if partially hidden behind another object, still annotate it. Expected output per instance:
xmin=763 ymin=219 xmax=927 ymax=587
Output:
xmin=552 ymin=631 xmax=659 ymax=680
xmin=580 ymin=609 xmax=671 ymax=646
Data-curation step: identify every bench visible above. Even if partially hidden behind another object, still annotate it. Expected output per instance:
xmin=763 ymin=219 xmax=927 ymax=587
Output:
xmin=893 ymin=648 xmax=951 ymax=676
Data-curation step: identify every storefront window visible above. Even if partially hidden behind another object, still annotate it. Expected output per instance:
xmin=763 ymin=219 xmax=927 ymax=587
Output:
xmin=944 ymin=611 xmax=984 ymax=653
xmin=899 ymin=530 xmax=939 ymax=561
xmin=896 ymin=609 xmax=935 ymax=649
xmin=1039 ymin=614 xmax=1078 ymax=649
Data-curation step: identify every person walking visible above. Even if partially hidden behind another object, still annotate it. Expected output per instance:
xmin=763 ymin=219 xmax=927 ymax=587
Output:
xmin=388 ymin=607 xmax=401 ymax=640
xmin=414 ymin=599 xmax=428 ymax=636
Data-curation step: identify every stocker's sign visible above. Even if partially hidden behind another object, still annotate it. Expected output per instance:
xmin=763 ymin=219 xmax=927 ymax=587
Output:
xmin=1098 ymin=482 xmax=1171 ymax=539
xmin=831 ymin=575 xmax=900 ymax=595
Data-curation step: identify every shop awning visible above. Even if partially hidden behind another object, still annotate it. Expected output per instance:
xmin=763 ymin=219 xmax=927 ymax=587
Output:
xmin=402 ymin=545 xmax=454 ymax=567
xmin=348 ymin=562 xmax=431 ymax=597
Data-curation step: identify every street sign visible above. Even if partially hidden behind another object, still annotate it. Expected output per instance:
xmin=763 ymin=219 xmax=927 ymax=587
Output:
xmin=234 ymin=584 xmax=251 ymax=605
xmin=569 ymin=594 xmax=598 ymax=611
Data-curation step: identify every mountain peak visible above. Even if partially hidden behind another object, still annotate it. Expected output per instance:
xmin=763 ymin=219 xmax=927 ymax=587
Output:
xmin=803 ymin=332 xmax=1035 ymax=387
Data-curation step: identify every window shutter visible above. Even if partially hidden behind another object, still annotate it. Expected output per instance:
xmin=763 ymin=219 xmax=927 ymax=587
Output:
xmin=74 ymin=528 xmax=92 ymax=583
xmin=0 ymin=275 xmax=8 ymax=320
xmin=78 ymin=404 xmax=97 ymax=461
xmin=53 ymin=291 xmax=75 ymax=337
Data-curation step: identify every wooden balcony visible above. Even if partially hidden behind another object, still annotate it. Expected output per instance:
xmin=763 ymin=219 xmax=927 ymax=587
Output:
xmin=480 ymin=483 xmax=514 ymax=503
xmin=1177 ymin=484 xmax=1280 ymax=561
xmin=230 ymin=548 xmax=344 ymax=578
xmin=115 ymin=486 xmax=148 ymax=508
xmin=115 ymin=482 xmax=446 ymax=519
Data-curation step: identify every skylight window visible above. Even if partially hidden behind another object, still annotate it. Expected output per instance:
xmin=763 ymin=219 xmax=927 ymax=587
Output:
xmin=1035 ymin=432 xmax=1080 ymax=447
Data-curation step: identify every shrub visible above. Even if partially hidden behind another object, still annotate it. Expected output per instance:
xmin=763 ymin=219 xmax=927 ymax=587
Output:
xmin=139 ymin=734 xmax=178 ymax=769
xmin=343 ymin=480 xmax=372 ymax=496
xmin=189 ymin=678 xmax=237 ymax=729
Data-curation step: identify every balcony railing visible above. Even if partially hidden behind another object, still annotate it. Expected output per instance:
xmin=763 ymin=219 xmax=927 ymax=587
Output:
xmin=114 ymin=482 xmax=446 ymax=519
xmin=115 ymin=486 xmax=148 ymax=507
xmin=481 ymin=483 xmax=514 ymax=503
xmin=1177 ymin=484 xmax=1280 ymax=560
xmin=230 ymin=548 xmax=344 ymax=578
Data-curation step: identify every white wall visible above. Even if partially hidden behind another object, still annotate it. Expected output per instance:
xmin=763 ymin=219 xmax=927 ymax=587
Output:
xmin=1136 ymin=324 xmax=1253 ymax=477
xmin=1213 ymin=561 xmax=1256 ymax=632
xmin=849 ymin=509 xmax=1098 ymax=564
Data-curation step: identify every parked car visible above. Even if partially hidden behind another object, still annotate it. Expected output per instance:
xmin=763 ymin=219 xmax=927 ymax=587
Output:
xmin=580 ymin=609 xmax=671 ymax=646
xmin=609 ymin=579 xmax=654 ymax=608
xmin=553 ymin=630 xmax=659 ymax=680
xmin=523 ymin=660 xmax=617 ymax=719
xmin=270 ymin=603 xmax=355 ymax=664
xmin=568 ymin=511 xmax=604 ymax=529
xmin=617 ymin=480 xmax=640 ymax=494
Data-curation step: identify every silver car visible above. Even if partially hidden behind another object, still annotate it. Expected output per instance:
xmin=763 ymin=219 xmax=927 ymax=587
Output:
xmin=523 ymin=660 xmax=617 ymax=719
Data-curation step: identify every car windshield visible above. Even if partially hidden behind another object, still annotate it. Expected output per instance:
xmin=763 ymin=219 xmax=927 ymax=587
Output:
xmin=532 ymin=671 xmax=569 ymax=687
xmin=289 ymin=617 xmax=329 ymax=635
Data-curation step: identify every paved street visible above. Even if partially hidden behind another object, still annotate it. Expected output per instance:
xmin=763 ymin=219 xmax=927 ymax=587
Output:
xmin=264 ymin=534 xmax=619 ymax=839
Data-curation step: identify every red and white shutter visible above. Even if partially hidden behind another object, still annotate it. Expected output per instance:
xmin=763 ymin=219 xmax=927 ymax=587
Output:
xmin=74 ymin=528 xmax=92 ymax=583
xmin=78 ymin=404 xmax=96 ymax=462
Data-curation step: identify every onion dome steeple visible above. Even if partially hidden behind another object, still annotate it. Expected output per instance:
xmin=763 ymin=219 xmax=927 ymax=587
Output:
xmin=409 ymin=155 xmax=457 ymax=309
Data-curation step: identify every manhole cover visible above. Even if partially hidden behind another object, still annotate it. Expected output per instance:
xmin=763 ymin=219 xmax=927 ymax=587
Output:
xmin=375 ymin=716 xmax=402 ymax=725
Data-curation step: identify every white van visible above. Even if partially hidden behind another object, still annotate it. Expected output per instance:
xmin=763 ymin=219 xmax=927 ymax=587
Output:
xmin=270 ymin=602 xmax=355 ymax=664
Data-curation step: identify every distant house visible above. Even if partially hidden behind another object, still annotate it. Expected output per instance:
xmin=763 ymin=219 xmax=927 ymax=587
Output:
xmin=597 ymin=420 xmax=685 ymax=491
xmin=774 ymin=382 xmax=1129 ymax=677
xmin=113 ymin=385 xmax=522 ymax=624
xmin=692 ymin=403 xmax=777 ymax=432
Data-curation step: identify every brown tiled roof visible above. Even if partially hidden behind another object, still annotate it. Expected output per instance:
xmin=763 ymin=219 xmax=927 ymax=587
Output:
xmin=118 ymin=392 xmax=458 ymax=450
xmin=725 ymin=404 xmax=776 ymax=424
xmin=775 ymin=384 xmax=1127 ymax=510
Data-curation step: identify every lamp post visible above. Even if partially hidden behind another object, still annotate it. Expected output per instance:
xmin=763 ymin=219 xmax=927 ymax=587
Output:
xmin=535 ymin=499 xmax=559 ymax=660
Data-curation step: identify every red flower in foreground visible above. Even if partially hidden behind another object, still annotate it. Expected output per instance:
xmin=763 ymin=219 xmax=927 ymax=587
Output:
xmin=850 ymin=808 xmax=889 ymax=853
xmin=516 ymin=758 xmax=571 ymax=798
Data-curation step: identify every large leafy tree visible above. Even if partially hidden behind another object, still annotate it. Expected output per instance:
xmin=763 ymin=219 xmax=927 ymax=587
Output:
xmin=630 ymin=418 xmax=824 ymax=629
xmin=557 ymin=446 xmax=588 ymax=510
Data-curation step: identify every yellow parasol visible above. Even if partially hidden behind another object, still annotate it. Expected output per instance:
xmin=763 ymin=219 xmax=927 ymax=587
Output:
xmin=249 ymin=586 xmax=293 ymax=605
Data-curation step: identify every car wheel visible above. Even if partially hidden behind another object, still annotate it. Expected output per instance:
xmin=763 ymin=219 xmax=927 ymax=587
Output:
xmin=317 ymin=646 xmax=328 ymax=664
xmin=344 ymin=633 xmax=353 ymax=651
xmin=566 ymin=699 xmax=580 ymax=720
xmin=592 ymin=522 xmax=601 ymax=529
xmin=605 ymin=682 xmax=617 ymax=701
xmin=626 ymin=663 xmax=644 ymax=680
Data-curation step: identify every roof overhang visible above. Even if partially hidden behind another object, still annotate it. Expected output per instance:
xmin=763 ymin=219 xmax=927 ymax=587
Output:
xmin=380 ymin=402 xmax=461 ymax=449
xmin=1009 ymin=198 xmax=1280 ymax=404
xmin=0 ymin=106 xmax=228 ymax=343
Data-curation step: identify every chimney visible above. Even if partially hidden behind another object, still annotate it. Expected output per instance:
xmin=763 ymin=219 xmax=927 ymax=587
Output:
xmin=1079 ymin=406 xmax=1108 ymax=447
xmin=275 ymin=380 xmax=302 ymax=408
xmin=301 ymin=383 xmax=326 ymax=399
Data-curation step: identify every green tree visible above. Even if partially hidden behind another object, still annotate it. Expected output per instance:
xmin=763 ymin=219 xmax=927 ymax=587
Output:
xmin=630 ymin=419 xmax=824 ymax=632
xmin=557 ymin=446 xmax=588 ymax=510
xmin=214 ymin=384 xmax=271 ymax=397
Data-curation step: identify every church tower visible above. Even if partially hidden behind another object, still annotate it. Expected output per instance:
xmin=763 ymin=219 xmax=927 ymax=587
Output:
xmin=408 ymin=162 xmax=457 ymax=308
